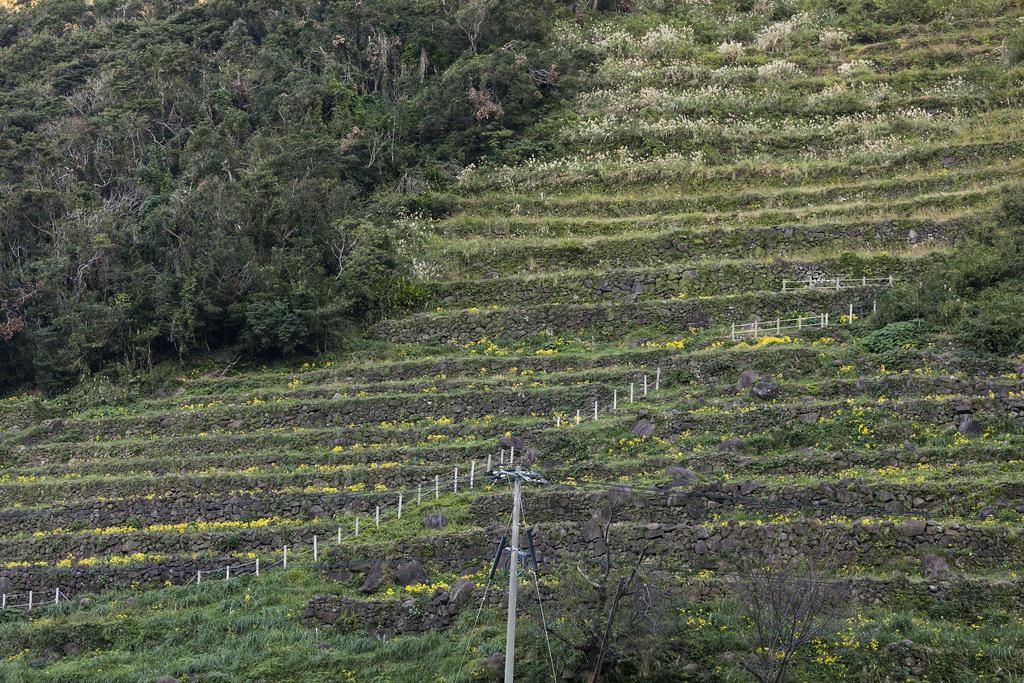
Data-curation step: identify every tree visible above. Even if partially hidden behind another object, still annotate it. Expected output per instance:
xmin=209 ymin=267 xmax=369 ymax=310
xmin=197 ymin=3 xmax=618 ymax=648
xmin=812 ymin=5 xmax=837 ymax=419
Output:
xmin=727 ymin=543 xmax=851 ymax=683
xmin=546 ymin=489 xmax=671 ymax=681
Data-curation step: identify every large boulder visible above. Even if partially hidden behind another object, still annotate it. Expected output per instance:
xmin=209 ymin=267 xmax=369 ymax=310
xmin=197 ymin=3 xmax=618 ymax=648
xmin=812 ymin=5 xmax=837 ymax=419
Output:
xmin=423 ymin=514 xmax=449 ymax=529
xmin=957 ymin=414 xmax=982 ymax=436
xmin=736 ymin=370 xmax=761 ymax=391
xmin=359 ymin=560 xmax=386 ymax=594
xmin=394 ymin=560 xmax=427 ymax=587
xmin=498 ymin=435 xmax=526 ymax=451
xmin=631 ymin=420 xmax=655 ymax=438
xmin=751 ymin=381 xmax=781 ymax=401
xmin=449 ymin=578 xmax=475 ymax=607
xmin=0 ymin=576 xmax=12 ymax=594
xmin=901 ymin=520 xmax=928 ymax=537
xmin=666 ymin=466 xmax=698 ymax=487
xmin=920 ymin=554 xmax=949 ymax=579
xmin=718 ymin=437 xmax=744 ymax=454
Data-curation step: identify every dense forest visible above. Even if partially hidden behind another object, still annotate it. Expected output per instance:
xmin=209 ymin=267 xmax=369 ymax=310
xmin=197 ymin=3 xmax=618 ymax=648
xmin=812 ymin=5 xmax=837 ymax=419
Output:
xmin=0 ymin=0 xmax=587 ymax=392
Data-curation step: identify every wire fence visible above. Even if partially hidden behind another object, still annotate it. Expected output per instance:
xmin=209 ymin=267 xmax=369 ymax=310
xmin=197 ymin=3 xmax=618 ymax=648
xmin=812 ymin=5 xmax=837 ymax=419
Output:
xmin=781 ymin=275 xmax=894 ymax=292
xmin=729 ymin=299 xmax=879 ymax=340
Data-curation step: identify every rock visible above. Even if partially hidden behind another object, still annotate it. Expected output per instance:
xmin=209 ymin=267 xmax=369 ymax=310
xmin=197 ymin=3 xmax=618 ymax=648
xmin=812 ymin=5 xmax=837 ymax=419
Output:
xmin=62 ymin=642 xmax=80 ymax=656
xmin=751 ymin=381 xmax=781 ymax=401
xmin=423 ymin=514 xmax=449 ymax=529
xmin=449 ymin=578 xmax=475 ymax=607
xmin=485 ymin=653 xmax=505 ymax=670
xmin=498 ymin=435 xmax=526 ymax=452
xmin=631 ymin=420 xmax=655 ymax=438
xmin=957 ymin=414 xmax=982 ymax=436
xmin=0 ymin=576 xmax=11 ymax=594
xmin=644 ymin=522 xmax=664 ymax=539
xmin=736 ymin=370 xmax=761 ymax=391
xmin=797 ymin=410 xmax=819 ymax=424
xmin=521 ymin=447 xmax=541 ymax=467
xmin=394 ymin=560 xmax=426 ymax=587
xmin=978 ymin=507 xmax=996 ymax=519
xmin=359 ymin=560 xmax=385 ymax=594
xmin=901 ymin=520 xmax=928 ymax=537
xmin=582 ymin=517 xmax=605 ymax=543
xmin=920 ymin=554 xmax=949 ymax=579
xmin=78 ymin=597 xmax=93 ymax=609
xmin=718 ymin=438 xmax=744 ymax=454
xmin=666 ymin=466 xmax=698 ymax=487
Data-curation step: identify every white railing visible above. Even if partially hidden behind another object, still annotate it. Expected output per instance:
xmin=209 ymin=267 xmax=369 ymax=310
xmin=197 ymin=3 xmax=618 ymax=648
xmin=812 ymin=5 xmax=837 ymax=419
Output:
xmin=0 ymin=587 xmax=67 ymax=611
xmin=730 ymin=313 xmax=830 ymax=340
xmin=781 ymin=275 xmax=894 ymax=292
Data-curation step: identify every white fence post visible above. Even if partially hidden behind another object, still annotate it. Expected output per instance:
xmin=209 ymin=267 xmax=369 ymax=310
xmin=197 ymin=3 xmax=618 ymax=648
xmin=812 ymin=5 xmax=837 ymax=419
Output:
xmin=226 ymin=565 xmax=231 ymax=582
xmin=593 ymin=400 xmax=598 ymax=421
xmin=655 ymin=367 xmax=660 ymax=391
xmin=2 ymin=594 xmax=6 ymax=609
xmin=454 ymin=467 xmax=459 ymax=493
xmin=510 ymin=447 xmax=515 ymax=466
xmin=256 ymin=558 xmax=260 ymax=576
xmin=283 ymin=545 xmax=288 ymax=569
xmin=731 ymin=323 xmax=736 ymax=341
xmin=556 ymin=415 xmax=561 ymax=427
xmin=355 ymin=518 xmax=360 ymax=536
xmin=418 ymin=483 xmax=423 ymax=504
xmin=313 ymin=535 xmax=319 ymax=562
xmin=753 ymin=319 xmax=759 ymax=338
xmin=613 ymin=389 xmax=618 ymax=410
xmin=470 ymin=461 xmax=476 ymax=488
xmin=630 ymin=383 xmax=634 ymax=403
xmin=775 ymin=318 xmax=780 ymax=334
xmin=337 ymin=527 xmax=342 ymax=544
xmin=375 ymin=506 xmax=380 ymax=527
xmin=55 ymin=589 xmax=60 ymax=605
xmin=197 ymin=570 xmax=202 ymax=585
xmin=435 ymin=475 xmax=440 ymax=499
xmin=486 ymin=453 xmax=492 ymax=473
xmin=848 ymin=303 xmax=853 ymax=322
xmin=398 ymin=493 xmax=404 ymax=518
xmin=643 ymin=374 xmax=648 ymax=396
xmin=873 ymin=299 xmax=877 ymax=315
xmin=575 ymin=409 xmax=581 ymax=425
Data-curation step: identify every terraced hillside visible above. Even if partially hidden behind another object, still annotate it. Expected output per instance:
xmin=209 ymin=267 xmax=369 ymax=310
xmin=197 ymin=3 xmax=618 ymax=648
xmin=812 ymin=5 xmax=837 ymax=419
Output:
xmin=3 ymin=4 xmax=1024 ymax=682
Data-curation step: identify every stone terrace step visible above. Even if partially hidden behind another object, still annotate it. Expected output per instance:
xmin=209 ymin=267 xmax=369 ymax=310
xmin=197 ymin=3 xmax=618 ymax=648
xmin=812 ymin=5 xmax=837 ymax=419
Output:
xmin=375 ymin=287 xmax=889 ymax=343
xmin=428 ymin=253 xmax=924 ymax=308
xmin=456 ymin=159 xmax=1018 ymax=217
xmin=438 ymin=218 xmax=964 ymax=276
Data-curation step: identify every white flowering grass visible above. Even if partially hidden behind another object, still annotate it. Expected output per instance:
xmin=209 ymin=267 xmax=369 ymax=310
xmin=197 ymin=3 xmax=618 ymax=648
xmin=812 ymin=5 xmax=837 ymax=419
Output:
xmin=717 ymin=40 xmax=745 ymax=63
xmin=819 ymin=29 xmax=851 ymax=50
xmin=757 ymin=59 xmax=802 ymax=80
xmin=753 ymin=12 xmax=815 ymax=52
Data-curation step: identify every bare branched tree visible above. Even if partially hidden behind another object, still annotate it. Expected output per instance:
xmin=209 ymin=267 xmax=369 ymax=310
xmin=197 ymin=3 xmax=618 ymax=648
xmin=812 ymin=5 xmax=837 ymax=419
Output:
xmin=727 ymin=541 xmax=851 ymax=683
xmin=454 ymin=0 xmax=498 ymax=54
xmin=546 ymin=488 xmax=671 ymax=681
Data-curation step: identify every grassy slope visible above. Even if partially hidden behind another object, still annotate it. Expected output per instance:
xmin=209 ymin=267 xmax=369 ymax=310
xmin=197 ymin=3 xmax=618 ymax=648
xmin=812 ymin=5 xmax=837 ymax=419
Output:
xmin=3 ymin=1 xmax=1024 ymax=681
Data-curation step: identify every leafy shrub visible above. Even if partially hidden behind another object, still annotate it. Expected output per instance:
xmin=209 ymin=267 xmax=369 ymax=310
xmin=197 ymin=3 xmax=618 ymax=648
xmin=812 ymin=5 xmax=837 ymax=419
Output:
xmin=1007 ymin=23 xmax=1024 ymax=65
xmin=243 ymin=300 xmax=309 ymax=357
xmin=861 ymin=320 xmax=926 ymax=355
xmin=879 ymin=190 xmax=1024 ymax=359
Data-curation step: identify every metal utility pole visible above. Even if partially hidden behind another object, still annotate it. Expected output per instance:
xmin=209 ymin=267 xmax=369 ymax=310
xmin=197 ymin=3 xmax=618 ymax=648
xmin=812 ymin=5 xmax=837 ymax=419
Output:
xmin=505 ymin=465 xmax=522 ymax=683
